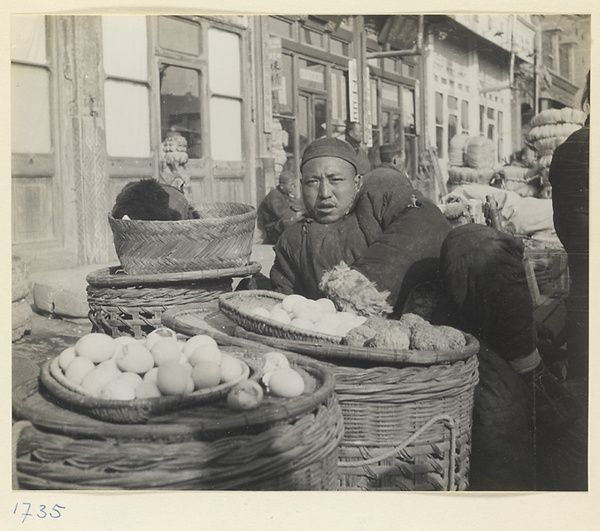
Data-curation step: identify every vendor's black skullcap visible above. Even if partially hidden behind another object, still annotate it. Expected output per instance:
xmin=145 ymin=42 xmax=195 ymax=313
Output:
xmin=300 ymin=137 xmax=358 ymax=172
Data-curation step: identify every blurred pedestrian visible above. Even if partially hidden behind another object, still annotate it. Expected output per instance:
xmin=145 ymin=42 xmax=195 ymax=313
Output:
xmin=344 ymin=121 xmax=372 ymax=175
xmin=257 ymin=171 xmax=305 ymax=245
xmin=363 ymin=143 xmax=411 ymax=188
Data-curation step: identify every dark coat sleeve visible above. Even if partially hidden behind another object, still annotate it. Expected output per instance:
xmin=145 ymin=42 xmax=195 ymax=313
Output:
xmin=548 ymin=125 xmax=589 ymax=256
xmin=270 ymin=224 xmax=303 ymax=295
xmin=351 ymin=173 xmax=452 ymax=311
xmin=257 ymin=188 xmax=300 ymax=244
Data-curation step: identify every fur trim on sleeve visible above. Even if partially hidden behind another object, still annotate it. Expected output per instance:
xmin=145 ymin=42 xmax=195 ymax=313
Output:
xmin=319 ymin=262 xmax=393 ymax=317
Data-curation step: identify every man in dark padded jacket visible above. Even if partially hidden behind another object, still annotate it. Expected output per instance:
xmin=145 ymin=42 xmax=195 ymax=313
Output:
xmin=271 ymin=136 xmax=581 ymax=490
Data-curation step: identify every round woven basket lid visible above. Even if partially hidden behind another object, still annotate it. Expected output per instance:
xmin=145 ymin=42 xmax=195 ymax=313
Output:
xmin=86 ymin=262 xmax=262 ymax=287
xmin=13 ymin=346 xmax=335 ymax=441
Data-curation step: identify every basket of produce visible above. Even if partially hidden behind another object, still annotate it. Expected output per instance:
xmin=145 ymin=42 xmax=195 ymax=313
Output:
xmin=108 ymin=202 xmax=256 ymax=275
xmin=163 ymin=303 xmax=481 ymax=490
xmin=87 ymin=263 xmax=261 ymax=339
xmin=218 ymin=290 xmax=479 ymax=366
xmin=14 ymin=345 xmax=343 ymax=490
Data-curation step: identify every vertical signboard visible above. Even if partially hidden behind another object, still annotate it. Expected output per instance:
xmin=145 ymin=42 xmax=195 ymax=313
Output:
xmin=364 ymin=66 xmax=373 ymax=146
xmin=348 ymin=58 xmax=360 ymax=123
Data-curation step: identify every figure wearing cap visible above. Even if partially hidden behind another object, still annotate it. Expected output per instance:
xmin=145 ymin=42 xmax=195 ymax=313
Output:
xmin=344 ymin=122 xmax=373 ymax=175
xmin=364 ymin=143 xmax=412 ymax=188
xmin=269 ymin=136 xmax=581 ymax=491
xmin=257 ymin=171 xmax=305 ymax=245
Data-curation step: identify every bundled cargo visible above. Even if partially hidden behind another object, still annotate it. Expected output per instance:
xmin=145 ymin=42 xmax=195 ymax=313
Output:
xmin=447 ymin=135 xmax=498 ymax=189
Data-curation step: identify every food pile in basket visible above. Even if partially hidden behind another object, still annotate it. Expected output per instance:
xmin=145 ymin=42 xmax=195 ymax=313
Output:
xmin=55 ymin=327 xmax=305 ymax=411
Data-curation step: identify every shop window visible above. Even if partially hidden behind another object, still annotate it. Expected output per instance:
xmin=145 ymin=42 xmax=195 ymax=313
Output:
xmin=497 ymin=110 xmax=503 ymax=161
xmin=381 ymin=112 xmax=390 ymax=143
xmin=300 ymin=27 xmax=324 ymax=48
xmin=11 ymin=15 xmax=46 ymax=63
xmin=402 ymin=87 xmax=415 ymax=134
xmin=448 ymin=96 xmax=458 ymax=111
xmin=559 ymin=43 xmax=571 ymax=80
xmin=479 ymin=105 xmax=485 ymax=135
xmin=102 ymin=15 xmax=148 ymax=81
xmin=278 ymin=117 xmax=296 ymax=169
xmin=330 ymin=38 xmax=349 ymax=56
xmin=331 ymin=68 xmax=348 ymax=130
xmin=274 ymin=52 xmax=294 ymax=116
xmin=298 ymin=94 xmax=309 ymax=155
xmin=102 ymin=16 xmax=150 ymax=158
xmin=209 ymin=97 xmax=242 ymax=161
xmin=269 ymin=17 xmax=293 ymax=39
xmin=487 ymin=107 xmax=495 ymax=120
xmin=158 ymin=16 xmax=201 ymax=56
xmin=12 ymin=64 xmax=51 ymax=154
xmin=159 ymin=65 xmax=202 ymax=158
xmin=105 ymin=81 xmax=151 ymax=157
xmin=487 ymin=123 xmax=495 ymax=142
xmin=391 ymin=114 xmax=401 ymax=144
xmin=370 ymin=79 xmax=379 ymax=127
xmin=382 ymin=82 xmax=400 ymax=106
xmin=435 ymin=92 xmax=444 ymax=156
xmin=208 ymin=28 xmax=241 ymax=97
xmin=448 ymin=114 xmax=458 ymax=153
xmin=314 ymin=98 xmax=327 ymax=139
xmin=461 ymin=100 xmax=469 ymax=132
xmin=402 ymin=62 xmax=415 ymax=78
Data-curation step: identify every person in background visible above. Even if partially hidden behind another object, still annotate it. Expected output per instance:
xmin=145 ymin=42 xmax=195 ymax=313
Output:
xmin=257 ymin=171 xmax=305 ymax=245
xmin=364 ymin=143 xmax=411 ymax=188
xmin=344 ymin=121 xmax=372 ymax=175
xmin=548 ymin=72 xmax=589 ymax=384
xmin=271 ymin=136 xmax=581 ymax=490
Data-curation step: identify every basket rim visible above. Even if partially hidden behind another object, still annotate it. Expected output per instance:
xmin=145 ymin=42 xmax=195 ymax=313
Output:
xmin=20 ymin=348 xmax=336 ymax=435
xmin=219 ymin=290 xmax=344 ymax=344
xmin=87 ymin=262 xmax=261 ymax=287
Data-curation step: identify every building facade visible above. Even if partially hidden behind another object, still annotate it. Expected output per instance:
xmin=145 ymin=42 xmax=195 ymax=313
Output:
xmin=11 ymin=14 xmax=590 ymax=273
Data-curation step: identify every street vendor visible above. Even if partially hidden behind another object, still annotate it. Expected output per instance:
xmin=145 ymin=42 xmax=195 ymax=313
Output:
xmin=257 ymin=171 xmax=305 ymax=245
xmin=270 ymin=136 xmax=580 ymax=490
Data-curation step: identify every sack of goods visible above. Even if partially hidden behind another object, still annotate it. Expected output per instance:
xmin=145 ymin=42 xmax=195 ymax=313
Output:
xmin=447 ymin=135 xmax=498 ymax=189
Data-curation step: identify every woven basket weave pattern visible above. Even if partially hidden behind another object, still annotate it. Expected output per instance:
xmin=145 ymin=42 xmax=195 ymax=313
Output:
xmin=15 ymin=396 xmax=343 ymax=490
xmin=109 ymin=202 xmax=256 ymax=275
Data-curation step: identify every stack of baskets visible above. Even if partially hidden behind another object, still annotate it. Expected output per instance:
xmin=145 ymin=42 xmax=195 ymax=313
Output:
xmin=447 ymin=135 xmax=498 ymax=189
xmin=88 ymin=201 xmax=258 ymax=338
xmin=165 ymin=291 xmax=481 ymax=491
xmin=13 ymin=345 xmax=343 ymax=490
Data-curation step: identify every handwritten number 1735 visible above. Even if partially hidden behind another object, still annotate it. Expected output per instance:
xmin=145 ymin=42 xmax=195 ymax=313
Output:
xmin=13 ymin=503 xmax=65 ymax=523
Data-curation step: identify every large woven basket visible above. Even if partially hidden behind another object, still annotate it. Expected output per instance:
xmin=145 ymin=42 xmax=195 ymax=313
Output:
xmin=87 ymin=263 xmax=260 ymax=338
xmin=13 ymin=347 xmax=343 ymax=490
xmin=163 ymin=304 xmax=480 ymax=491
xmin=108 ymin=202 xmax=256 ymax=275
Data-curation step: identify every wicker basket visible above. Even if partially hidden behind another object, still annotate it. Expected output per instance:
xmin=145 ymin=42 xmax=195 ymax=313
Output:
xmin=13 ymin=347 xmax=343 ymax=490
xmin=163 ymin=304 xmax=480 ymax=491
xmin=87 ymin=263 xmax=260 ymax=338
xmin=219 ymin=290 xmax=344 ymax=344
xmin=40 ymin=355 xmax=251 ymax=424
xmin=108 ymin=202 xmax=256 ymax=275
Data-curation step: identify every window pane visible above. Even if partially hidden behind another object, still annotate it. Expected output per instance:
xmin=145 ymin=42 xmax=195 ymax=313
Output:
xmin=382 ymin=82 xmax=400 ymax=106
xmin=301 ymin=28 xmax=323 ymax=48
xmin=479 ymin=105 xmax=485 ymax=134
xmin=436 ymin=126 xmax=444 ymax=157
xmin=487 ymin=124 xmax=495 ymax=141
xmin=208 ymin=29 xmax=241 ymax=97
xmin=209 ymin=97 xmax=242 ymax=160
xmin=435 ymin=92 xmax=444 ymax=125
xmin=448 ymin=96 xmax=458 ymax=111
xmin=487 ymin=107 xmax=495 ymax=120
xmin=298 ymin=95 xmax=309 ymax=154
xmin=11 ymin=15 xmax=46 ymax=64
xmin=104 ymin=80 xmax=150 ymax=157
xmin=448 ymin=114 xmax=458 ymax=153
xmin=298 ymin=59 xmax=325 ymax=91
xmin=370 ymin=79 xmax=378 ymax=127
xmin=12 ymin=64 xmax=51 ymax=153
xmin=314 ymin=98 xmax=327 ymax=139
xmin=559 ymin=44 xmax=570 ymax=79
xmin=102 ymin=16 xmax=148 ymax=81
xmin=330 ymin=38 xmax=349 ymax=56
xmin=12 ymin=178 xmax=55 ymax=243
xmin=461 ymin=100 xmax=469 ymax=131
xmin=392 ymin=113 xmax=401 ymax=144
xmin=382 ymin=112 xmax=390 ymax=143
xmin=278 ymin=117 xmax=295 ymax=170
xmin=269 ymin=17 xmax=293 ymax=39
xmin=158 ymin=17 xmax=201 ymax=56
xmin=274 ymin=53 xmax=293 ymax=115
xmin=160 ymin=65 xmax=202 ymax=158
xmin=402 ymin=87 xmax=415 ymax=134
xmin=332 ymin=68 xmax=348 ymax=126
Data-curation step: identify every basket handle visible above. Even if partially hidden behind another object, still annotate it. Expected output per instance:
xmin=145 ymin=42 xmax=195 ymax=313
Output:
xmin=338 ymin=414 xmax=457 ymax=491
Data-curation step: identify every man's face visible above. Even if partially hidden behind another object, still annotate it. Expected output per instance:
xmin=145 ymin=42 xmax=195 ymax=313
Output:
xmin=347 ymin=124 xmax=362 ymax=143
xmin=301 ymin=157 xmax=361 ymax=223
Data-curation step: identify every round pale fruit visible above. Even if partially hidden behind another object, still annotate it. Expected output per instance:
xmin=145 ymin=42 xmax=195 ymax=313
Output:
xmin=182 ymin=334 xmax=219 ymax=358
xmin=58 ymin=347 xmax=77 ymax=371
xmin=251 ymin=307 xmax=271 ymax=319
xmin=191 ymin=361 xmax=221 ymax=390
xmin=337 ymin=311 xmax=358 ymax=323
xmin=185 ymin=376 xmax=195 ymax=395
xmin=96 ymin=358 xmax=121 ymax=377
xmin=268 ymin=368 xmax=305 ymax=398
xmin=118 ymin=372 xmax=143 ymax=389
xmin=290 ymin=317 xmax=315 ymax=332
xmin=219 ymin=354 xmax=244 ymax=383
xmin=315 ymin=298 xmax=337 ymax=315
xmin=75 ymin=333 xmax=116 ymax=363
xmin=227 ymin=380 xmax=264 ymax=411
xmin=180 ymin=361 xmax=194 ymax=375
xmin=312 ymin=321 xmax=339 ymax=336
xmin=114 ymin=336 xmax=137 ymax=347
xmin=282 ymin=294 xmax=307 ymax=314
xmin=145 ymin=327 xmax=178 ymax=350
xmin=291 ymin=300 xmax=314 ymax=320
xmin=319 ymin=313 xmax=343 ymax=330
xmin=143 ymin=367 xmax=159 ymax=383
xmin=151 ymin=338 xmax=182 ymax=366
xmin=269 ymin=307 xmax=292 ymax=325
xmin=156 ymin=364 xmax=190 ymax=396
xmin=80 ymin=366 xmax=117 ymax=397
xmin=135 ymin=380 xmax=162 ymax=399
xmin=189 ymin=343 xmax=222 ymax=366
xmin=262 ymin=351 xmax=290 ymax=372
xmin=64 ymin=356 xmax=95 ymax=385
xmin=100 ymin=378 xmax=136 ymax=401
xmin=115 ymin=342 xmax=154 ymax=374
